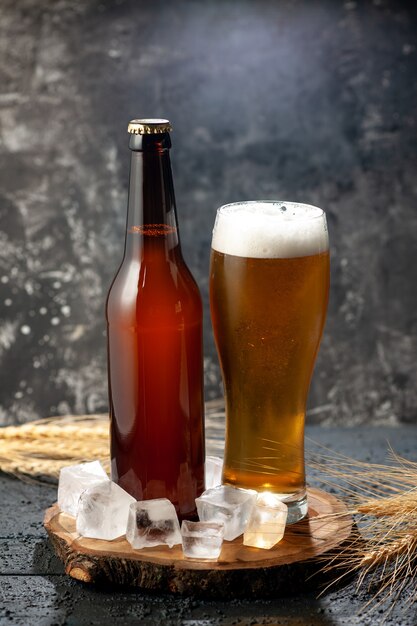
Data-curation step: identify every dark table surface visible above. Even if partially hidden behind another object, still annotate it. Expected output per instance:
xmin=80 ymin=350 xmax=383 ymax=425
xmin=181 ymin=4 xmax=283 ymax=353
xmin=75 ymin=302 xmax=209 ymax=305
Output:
xmin=1 ymin=426 xmax=417 ymax=626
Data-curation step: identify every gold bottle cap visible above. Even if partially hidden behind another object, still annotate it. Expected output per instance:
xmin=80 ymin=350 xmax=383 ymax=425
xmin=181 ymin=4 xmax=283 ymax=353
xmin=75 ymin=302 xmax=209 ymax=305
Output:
xmin=127 ymin=118 xmax=172 ymax=135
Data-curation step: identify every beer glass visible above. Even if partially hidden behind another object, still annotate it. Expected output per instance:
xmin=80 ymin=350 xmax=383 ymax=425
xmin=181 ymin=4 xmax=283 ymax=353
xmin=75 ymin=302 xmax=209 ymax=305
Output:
xmin=209 ymin=201 xmax=329 ymax=523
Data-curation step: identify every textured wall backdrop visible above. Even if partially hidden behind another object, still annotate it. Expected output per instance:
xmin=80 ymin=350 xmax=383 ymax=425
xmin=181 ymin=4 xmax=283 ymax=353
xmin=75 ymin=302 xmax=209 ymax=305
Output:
xmin=0 ymin=0 xmax=416 ymax=426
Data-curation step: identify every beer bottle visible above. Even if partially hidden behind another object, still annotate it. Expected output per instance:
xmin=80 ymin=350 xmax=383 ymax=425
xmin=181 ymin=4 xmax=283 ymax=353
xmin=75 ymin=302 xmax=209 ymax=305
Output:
xmin=106 ymin=119 xmax=205 ymax=520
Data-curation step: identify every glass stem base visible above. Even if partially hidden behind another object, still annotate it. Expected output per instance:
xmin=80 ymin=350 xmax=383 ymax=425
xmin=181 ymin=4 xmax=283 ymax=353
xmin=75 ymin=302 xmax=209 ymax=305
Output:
xmin=283 ymin=491 xmax=308 ymax=525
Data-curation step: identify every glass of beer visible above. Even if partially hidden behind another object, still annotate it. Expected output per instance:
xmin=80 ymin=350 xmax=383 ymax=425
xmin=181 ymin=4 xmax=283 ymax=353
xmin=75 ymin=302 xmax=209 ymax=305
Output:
xmin=210 ymin=201 xmax=329 ymax=523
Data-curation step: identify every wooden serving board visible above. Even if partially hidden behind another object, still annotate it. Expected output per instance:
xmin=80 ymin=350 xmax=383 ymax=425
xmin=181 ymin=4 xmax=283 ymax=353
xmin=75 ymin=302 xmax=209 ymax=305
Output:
xmin=44 ymin=488 xmax=353 ymax=598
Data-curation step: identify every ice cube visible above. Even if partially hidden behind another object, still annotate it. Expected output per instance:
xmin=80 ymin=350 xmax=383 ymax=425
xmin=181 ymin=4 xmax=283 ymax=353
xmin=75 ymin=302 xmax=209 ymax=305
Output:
xmin=126 ymin=499 xmax=181 ymax=549
xmin=76 ymin=480 xmax=136 ymax=540
xmin=195 ymin=485 xmax=257 ymax=541
xmin=181 ymin=520 xmax=224 ymax=560
xmin=205 ymin=456 xmax=223 ymax=490
xmin=243 ymin=492 xmax=288 ymax=549
xmin=58 ymin=460 xmax=109 ymax=516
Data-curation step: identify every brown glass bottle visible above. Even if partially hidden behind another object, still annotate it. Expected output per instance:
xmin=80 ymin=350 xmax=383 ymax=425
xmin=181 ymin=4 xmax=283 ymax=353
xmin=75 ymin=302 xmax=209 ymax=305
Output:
xmin=106 ymin=119 xmax=205 ymax=519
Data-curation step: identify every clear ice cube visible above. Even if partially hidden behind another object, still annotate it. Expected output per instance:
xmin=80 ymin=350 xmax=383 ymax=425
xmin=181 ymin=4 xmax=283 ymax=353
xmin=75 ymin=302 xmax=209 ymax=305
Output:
xmin=195 ymin=485 xmax=257 ymax=541
xmin=76 ymin=480 xmax=136 ymax=541
xmin=205 ymin=456 xmax=223 ymax=490
xmin=243 ymin=492 xmax=288 ymax=549
xmin=181 ymin=520 xmax=224 ymax=560
xmin=126 ymin=498 xmax=182 ymax=549
xmin=58 ymin=460 xmax=109 ymax=516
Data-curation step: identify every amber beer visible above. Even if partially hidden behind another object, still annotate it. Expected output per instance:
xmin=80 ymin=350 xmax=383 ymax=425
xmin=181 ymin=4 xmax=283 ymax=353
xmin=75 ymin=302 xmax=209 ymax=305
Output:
xmin=106 ymin=119 xmax=205 ymax=520
xmin=210 ymin=202 xmax=329 ymax=522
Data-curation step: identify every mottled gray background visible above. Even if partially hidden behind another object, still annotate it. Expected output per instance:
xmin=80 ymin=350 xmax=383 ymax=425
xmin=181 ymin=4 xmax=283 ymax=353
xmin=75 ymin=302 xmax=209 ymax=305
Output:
xmin=0 ymin=0 xmax=416 ymax=426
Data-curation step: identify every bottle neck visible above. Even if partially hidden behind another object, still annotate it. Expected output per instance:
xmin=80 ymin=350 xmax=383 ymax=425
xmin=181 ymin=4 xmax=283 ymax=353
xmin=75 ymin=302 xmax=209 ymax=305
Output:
xmin=124 ymin=146 xmax=180 ymax=258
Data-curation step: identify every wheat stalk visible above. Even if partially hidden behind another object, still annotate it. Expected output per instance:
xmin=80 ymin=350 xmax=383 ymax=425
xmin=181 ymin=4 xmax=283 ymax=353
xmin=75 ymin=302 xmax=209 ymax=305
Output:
xmin=0 ymin=415 xmax=110 ymax=480
xmin=306 ymin=447 xmax=417 ymax=618
xmin=248 ymin=437 xmax=417 ymax=616
xmin=359 ymin=534 xmax=417 ymax=567
xmin=0 ymin=400 xmax=225 ymax=481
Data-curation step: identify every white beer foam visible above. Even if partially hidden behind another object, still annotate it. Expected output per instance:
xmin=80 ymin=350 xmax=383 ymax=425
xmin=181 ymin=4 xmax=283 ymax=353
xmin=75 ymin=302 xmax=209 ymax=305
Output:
xmin=212 ymin=201 xmax=329 ymax=259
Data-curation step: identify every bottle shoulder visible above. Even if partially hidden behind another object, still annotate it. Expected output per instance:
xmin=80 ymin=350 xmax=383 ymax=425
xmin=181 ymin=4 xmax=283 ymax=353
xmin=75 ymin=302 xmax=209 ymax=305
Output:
xmin=106 ymin=253 xmax=202 ymax=326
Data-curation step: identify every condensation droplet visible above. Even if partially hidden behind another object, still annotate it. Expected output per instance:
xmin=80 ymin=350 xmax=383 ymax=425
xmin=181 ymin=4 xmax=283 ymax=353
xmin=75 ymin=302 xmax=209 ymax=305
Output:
xmin=39 ymin=307 xmax=47 ymax=315
xmin=5 ymin=299 xmax=12 ymax=306
xmin=51 ymin=317 xmax=60 ymax=326
xmin=1 ymin=276 xmax=9 ymax=283
xmin=20 ymin=325 xmax=31 ymax=335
